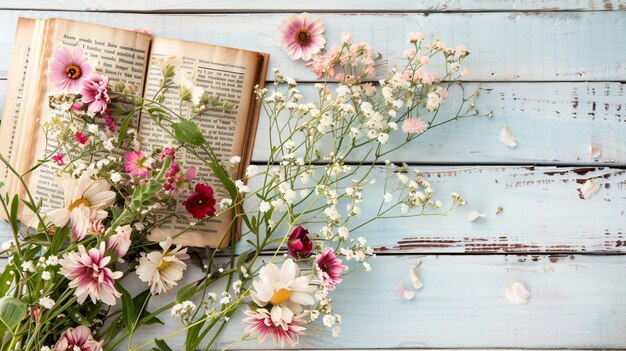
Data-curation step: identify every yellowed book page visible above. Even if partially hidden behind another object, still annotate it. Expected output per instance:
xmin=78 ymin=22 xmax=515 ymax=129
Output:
xmin=16 ymin=18 xmax=151 ymax=224
xmin=141 ymin=38 xmax=264 ymax=247
xmin=0 ymin=18 xmax=37 ymax=205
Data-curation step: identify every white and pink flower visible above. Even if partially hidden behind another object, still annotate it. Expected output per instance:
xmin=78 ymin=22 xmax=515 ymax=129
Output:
xmin=279 ymin=13 xmax=326 ymax=61
xmin=106 ymin=224 xmax=132 ymax=259
xmin=59 ymin=243 xmax=122 ymax=305
xmin=54 ymin=326 xmax=102 ymax=351
xmin=80 ymin=74 xmax=110 ymax=114
xmin=314 ymin=248 xmax=348 ymax=291
xmin=135 ymin=237 xmax=189 ymax=295
xmin=243 ymin=308 xmax=306 ymax=348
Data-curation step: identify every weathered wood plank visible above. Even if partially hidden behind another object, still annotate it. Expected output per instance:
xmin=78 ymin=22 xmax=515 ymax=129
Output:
xmin=241 ymin=165 xmax=626 ymax=254
xmin=0 ymin=11 xmax=625 ymax=81
xmin=2 ymin=165 xmax=623 ymax=254
xmin=252 ymin=82 xmax=626 ymax=165
xmin=1 ymin=0 xmax=625 ymax=12
xmin=119 ymin=254 xmax=626 ymax=349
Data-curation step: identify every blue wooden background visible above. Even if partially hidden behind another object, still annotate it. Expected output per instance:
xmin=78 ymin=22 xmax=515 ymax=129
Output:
xmin=0 ymin=1 xmax=625 ymax=349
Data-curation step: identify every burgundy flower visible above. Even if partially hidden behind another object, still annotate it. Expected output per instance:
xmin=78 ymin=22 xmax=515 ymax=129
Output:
xmin=75 ymin=132 xmax=88 ymax=144
xmin=287 ymin=226 xmax=313 ymax=258
xmin=182 ymin=183 xmax=216 ymax=219
xmin=315 ymin=247 xmax=348 ymax=291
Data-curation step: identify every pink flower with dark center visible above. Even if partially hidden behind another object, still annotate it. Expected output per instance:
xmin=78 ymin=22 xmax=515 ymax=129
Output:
xmin=58 ymin=242 xmax=123 ymax=305
xmin=243 ymin=308 xmax=306 ymax=348
xmin=52 ymin=153 xmax=64 ymax=166
xmin=80 ymin=74 xmax=110 ymax=114
xmin=124 ymin=151 xmax=150 ymax=177
xmin=314 ymin=247 xmax=348 ymax=291
xmin=75 ymin=132 xmax=88 ymax=145
xmin=401 ymin=118 xmax=428 ymax=134
xmin=47 ymin=47 xmax=93 ymax=92
xmin=279 ymin=13 xmax=326 ymax=61
xmin=54 ymin=326 xmax=103 ymax=351
xmin=287 ymin=226 xmax=313 ymax=258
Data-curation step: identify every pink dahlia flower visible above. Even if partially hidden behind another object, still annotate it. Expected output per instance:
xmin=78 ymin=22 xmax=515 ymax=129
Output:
xmin=279 ymin=13 xmax=326 ymax=61
xmin=59 ymin=243 xmax=123 ymax=305
xmin=124 ymin=151 xmax=150 ymax=177
xmin=243 ymin=308 xmax=306 ymax=348
xmin=55 ymin=326 xmax=102 ymax=351
xmin=80 ymin=74 xmax=110 ymax=114
xmin=402 ymin=117 xmax=428 ymax=134
xmin=47 ymin=46 xmax=93 ymax=92
xmin=315 ymin=247 xmax=348 ymax=291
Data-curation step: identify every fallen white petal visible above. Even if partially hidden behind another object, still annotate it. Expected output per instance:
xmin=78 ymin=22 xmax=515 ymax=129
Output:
xmin=396 ymin=282 xmax=415 ymax=300
xmin=588 ymin=144 xmax=601 ymax=158
xmin=414 ymin=259 xmax=422 ymax=269
xmin=505 ymin=282 xmax=530 ymax=304
xmin=409 ymin=266 xmax=423 ymax=290
xmin=468 ymin=210 xmax=486 ymax=222
xmin=580 ymin=179 xmax=600 ymax=199
xmin=500 ymin=124 xmax=517 ymax=148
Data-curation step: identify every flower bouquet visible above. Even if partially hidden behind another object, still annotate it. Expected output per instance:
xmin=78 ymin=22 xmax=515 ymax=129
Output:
xmin=0 ymin=13 xmax=478 ymax=351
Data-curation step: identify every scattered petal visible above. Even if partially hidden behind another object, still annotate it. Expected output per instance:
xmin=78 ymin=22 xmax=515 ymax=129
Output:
xmin=500 ymin=124 xmax=517 ymax=148
xmin=579 ymin=179 xmax=600 ymax=200
xmin=588 ymin=144 xmax=601 ymax=158
xmin=414 ymin=259 xmax=422 ymax=269
xmin=468 ymin=211 xmax=486 ymax=222
xmin=409 ymin=266 xmax=423 ymax=290
xmin=396 ymin=282 xmax=415 ymax=300
xmin=505 ymin=282 xmax=530 ymax=304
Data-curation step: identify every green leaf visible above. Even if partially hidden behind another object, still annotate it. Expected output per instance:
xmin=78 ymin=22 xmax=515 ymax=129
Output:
xmin=117 ymin=284 xmax=135 ymax=331
xmin=50 ymin=225 xmax=69 ymax=254
xmin=118 ymin=111 xmax=135 ymax=142
xmin=171 ymin=119 xmax=206 ymax=146
xmin=9 ymin=195 xmax=19 ymax=235
xmin=0 ymin=297 xmax=27 ymax=334
xmin=176 ymin=283 xmax=197 ymax=303
xmin=0 ymin=267 xmax=15 ymax=296
xmin=154 ymin=339 xmax=173 ymax=351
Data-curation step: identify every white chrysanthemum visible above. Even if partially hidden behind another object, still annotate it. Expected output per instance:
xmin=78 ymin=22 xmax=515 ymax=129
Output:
xmin=251 ymin=259 xmax=316 ymax=324
xmin=47 ymin=169 xmax=116 ymax=241
xmin=136 ymin=237 xmax=189 ymax=295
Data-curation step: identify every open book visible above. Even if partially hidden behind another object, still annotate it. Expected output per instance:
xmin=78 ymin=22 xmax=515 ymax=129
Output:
xmin=0 ymin=17 xmax=269 ymax=248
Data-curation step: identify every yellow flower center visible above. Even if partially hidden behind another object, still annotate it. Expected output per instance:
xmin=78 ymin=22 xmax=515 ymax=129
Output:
xmin=65 ymin=64 xmax=82 ymax=80
xmin=157 ymin=257 xmax=170 ymax=271
xmin=269 ymin=288 xmax=292 ymax=305
xmin=67 ymin=197 xmax=90 ymax=211
xmin=294 ymin=29 xmax=311 ymax=46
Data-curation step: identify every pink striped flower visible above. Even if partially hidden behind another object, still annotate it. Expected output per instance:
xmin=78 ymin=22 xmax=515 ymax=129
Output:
xmin=80 ymin=74 xmax=110 ymax=114
xmin=54 ymin=326 xmax=102 ymax=351
xmin=279 ymin=13 xmax=326 ymax=61
xmin=59 ymin=243 xmax=123 ymax=306
xmin=314 ymin=247 xmax=348 ymax=291
xmin=243 ymin=308 xmax=306 ymax=348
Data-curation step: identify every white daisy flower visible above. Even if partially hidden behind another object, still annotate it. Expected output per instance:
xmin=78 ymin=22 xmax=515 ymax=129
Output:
xmin=135 ymin=237 xmax=189 ymax=294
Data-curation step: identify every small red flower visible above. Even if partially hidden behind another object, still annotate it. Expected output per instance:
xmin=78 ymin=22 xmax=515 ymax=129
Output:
xmin=287 ymin=226 xmax=313 ymax=258
xmin=75 ymin=131 xmax=88 ymax=144
xmin=52 ymin=152 xmax=64 ymax=166
xmin=182 ymin=184 xmax=216 ymax=219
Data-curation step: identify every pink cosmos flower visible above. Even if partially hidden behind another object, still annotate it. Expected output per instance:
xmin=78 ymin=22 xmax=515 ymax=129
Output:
xmin=75 ymin=132 xmax=88 ymax=145
xmin=279 ymin=13 xmax=326 ymax=61
xmin=408 ymin=32 xmax=425 ymax=43
xmin=124 ymin=151 xmax=150 ymax=177
xmin=80 ymin=74 xmax=110 ymax=114
xmin=315 ymin=247 xmax=348 ymax=291
xmin=243 ymin=308 xmax=306 ymax=348
xmin=402 ymin=117 xmax=428 ymax=134
xmin=52 ymin=153 xmax=64 ymax=166
xmin=47 ymin=47 xmax=93 ymax=92
xmin=59 ymin=243 xmax=123 ymax=305
xmin=55 ymin=326 xmax=103 ymax=351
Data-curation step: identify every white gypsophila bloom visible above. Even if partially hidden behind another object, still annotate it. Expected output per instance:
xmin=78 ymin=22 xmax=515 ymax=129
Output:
xmin=347 ymin=204 xmax=361 ymax=216
xmin=315 ymin=286 xmax=329 ymax=301
xmin=383 ymin=193 xmax=393 ymax=202
xmin=434 ymin=200 xmax=442 ymax=208
xmin=134 ymin=222 xmax=145 ymax=231
xmin=324 ymin=206 xmax=341 ymax=223
xmin=39 ymin=296 xmax=55 ymax=309
xmin=397 ymin=174 xmax=409 ymax=184
xmin=1 ymin=240 xmax=13 ymax=251
xmin=339 ymin=248 xmax=354 ymax=261
xmin=270 ymin=199 xmax=285 ymax=212
xmin=354 ymin=249 xmax=366 ymax=261
xmin=103 ymin=139 xmax=115 ymax=151
xmin=46 ymin=256 xmax=59 ymax=266
xmin=232 ymin=280 xmax=242 ymax=293
xmin=358 ymin=237 xmax=367 ymax=246
xmin=300 ymin=189 xmax=309 ymax=199
xmin=283 ymin=139 xmax=296 ymax=152
xmin=388 ymin=121 xmax=398 ymax=130
xmin=110 ymin=172 xmax=122 ymax=183
xmin=283 ymin=189 xmax=297 ymax=204
xmin=41 ymin=271 xmax=52 ymax=281
xmin=332 ymin=326 xmax=341 ymax=337
xmin=220 ymin=292 xmax=231 ymax=304
xmin=362 ymin=262 xmax=372 ymax=272
xmin=320 ymin=226 xmax=333 ymax=239
xmin=219 ymin=198 xmax=233 ymax=209
xmin=323 ymin=314 xmax=336 ymax=327
xmin=41 ymin=347 xmax=51 ymax=351
xmin=377 ymin=133 xmax=389 ymax=144
xmin=268 ymin=220 xmax=276 ymax=229
xmin=207 ymin=292 xmax=217 ymax=302
xmin=246 ymin=165 xmax=259 ymax=177
xmin=337 ymin=226 xmax=349 ymax=240
xmin=310 ymin=309 xmax=320 ymax=321
xmin=235 ymin=180 xmax=250 ymax=194
xmin=229 ymin=156 xmax=241 ymax=164
xmin=400 ymin=204 xmax=409 ymax=214
xmin=259 ymin=201 xmax=271 ymax=213
xmin=21 ymin=261 xmax=35 ymax=273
